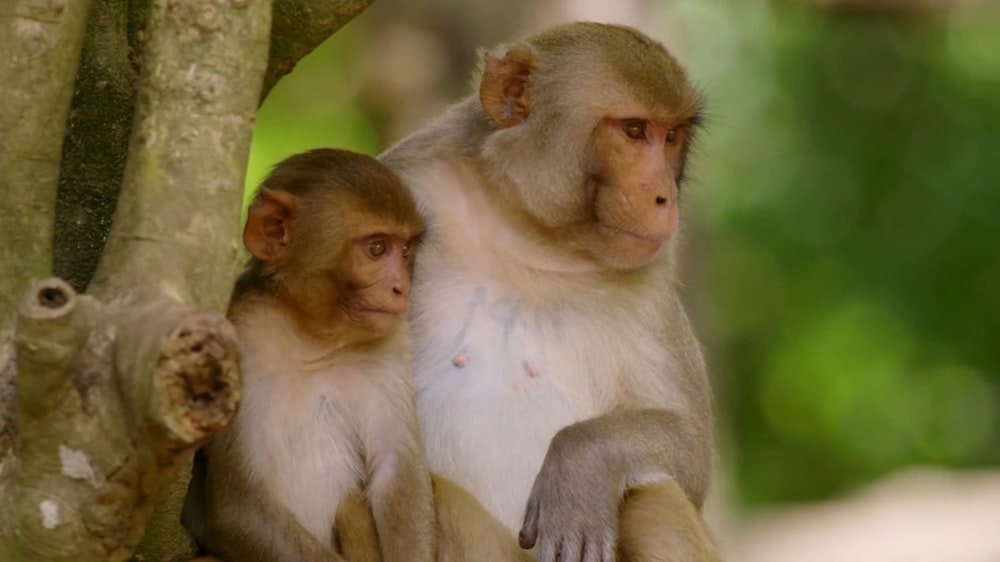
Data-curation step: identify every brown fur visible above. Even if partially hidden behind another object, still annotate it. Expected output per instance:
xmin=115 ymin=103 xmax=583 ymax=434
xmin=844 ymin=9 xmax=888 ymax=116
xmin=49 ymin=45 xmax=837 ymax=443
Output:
xmin=335 ymin=475 xmax=534 ymax=562
xmin=618 ymin=481 xmax=722 ymax=562
xmin=334 ymin=478 xmax=721 ymax=561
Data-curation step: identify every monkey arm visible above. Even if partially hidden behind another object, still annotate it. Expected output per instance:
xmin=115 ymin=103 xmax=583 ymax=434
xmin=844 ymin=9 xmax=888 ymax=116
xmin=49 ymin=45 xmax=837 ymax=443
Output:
xmin=519 ymin=407 xmax=711 ymax=561
xmin=361 ymin=379 xmax=437 ymax=562
xmin=366 ymin=450 xmax=436 ymax=562
xmin=196 ymin=434 xmax=346 ymax=562
xmin=565 ymin=407 xmax=712 ymax=506
xmin=202 ymin=483 xmax=347 ymax=562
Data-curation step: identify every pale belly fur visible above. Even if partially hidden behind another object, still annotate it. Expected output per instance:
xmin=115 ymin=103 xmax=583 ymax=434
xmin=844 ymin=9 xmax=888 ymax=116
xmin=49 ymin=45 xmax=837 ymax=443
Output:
xmin=238 ymin=348 xmax=365 ymax=548
xmin=411 ymin=275 xmax=626 ymax=532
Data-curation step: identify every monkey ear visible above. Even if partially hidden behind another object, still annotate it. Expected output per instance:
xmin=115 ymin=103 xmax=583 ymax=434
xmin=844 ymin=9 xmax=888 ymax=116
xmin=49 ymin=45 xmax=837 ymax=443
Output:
xmin=479 ymin=47 xmax=533 ymax=128
xmin=244 ymin=188 xmax=299 ymax=261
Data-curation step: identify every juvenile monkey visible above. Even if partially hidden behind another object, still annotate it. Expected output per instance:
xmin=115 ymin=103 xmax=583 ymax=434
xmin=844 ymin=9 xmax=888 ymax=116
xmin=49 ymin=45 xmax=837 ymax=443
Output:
xmin=337 ymin=22 xmax=721 ymax=562
xmin=182 ymin=149 xmax=434 ymax=562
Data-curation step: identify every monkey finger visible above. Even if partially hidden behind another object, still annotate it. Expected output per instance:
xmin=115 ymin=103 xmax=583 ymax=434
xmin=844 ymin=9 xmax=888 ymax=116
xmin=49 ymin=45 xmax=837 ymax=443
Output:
xmin=558 ymin=537 xmax=582 ymax=562
xmin=538 ymin=536 xmax=561 ymax=562
xmin=519 ymin=498 xmax=541 ymax=549
xmin=581 ymin=527 xmax=616 ymax=562
xmin=600 ymin=534 xmax=615 ymax=562
xmin=580 ymin=539 xmax=604 ymax=562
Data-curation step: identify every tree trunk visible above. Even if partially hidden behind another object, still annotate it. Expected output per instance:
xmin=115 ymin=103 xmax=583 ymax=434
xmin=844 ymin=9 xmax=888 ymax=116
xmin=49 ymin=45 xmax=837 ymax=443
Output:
xmin=0 ymin=0 xmax=374 ymax=560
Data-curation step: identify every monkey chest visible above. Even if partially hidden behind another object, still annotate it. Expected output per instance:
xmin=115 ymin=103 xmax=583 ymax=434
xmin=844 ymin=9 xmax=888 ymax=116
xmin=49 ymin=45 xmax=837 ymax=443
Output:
xmin=411 ymin=278 xmax=660 ymax=393
xmin=241 ymin=371 xmax=366 ymax=545
xmin=411 ymin=281 xmax=656 ymax=529
xmin=413 ymin=283 xmax=610 ymax=398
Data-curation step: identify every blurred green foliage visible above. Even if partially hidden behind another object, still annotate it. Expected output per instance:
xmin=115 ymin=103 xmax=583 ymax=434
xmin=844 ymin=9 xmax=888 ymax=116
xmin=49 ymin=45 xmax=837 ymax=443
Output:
xmin=686 ymin=2 xmax=1000 ymax=504
xmin=246 ymin=1 xmax=1000 ymax=507
xmin=245 ymin=24 xmax=379 ymax=211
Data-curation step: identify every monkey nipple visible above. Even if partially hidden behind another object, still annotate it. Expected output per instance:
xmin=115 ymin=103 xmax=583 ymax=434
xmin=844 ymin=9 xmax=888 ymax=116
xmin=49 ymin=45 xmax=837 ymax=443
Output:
xmin=524 ymin=362 xmax=541 ymax=378
xmin=452 ymin=355 xmax=468 ymax=368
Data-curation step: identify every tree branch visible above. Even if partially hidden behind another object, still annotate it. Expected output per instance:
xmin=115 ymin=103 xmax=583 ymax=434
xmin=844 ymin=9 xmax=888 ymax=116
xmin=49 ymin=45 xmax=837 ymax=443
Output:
xmin=13 ymin=279 xmax=98 ymax=417
xmin=123 ymin=297 xmax=242 ymax=562
xmin=263 ymin=0 xmax=376 ymax=99
xmin=1 ymin=281 xmax=240 ymax=562
xmin=0 ymin=0 xmax=93 ymax=328
xmin=89 ymin=0 xmax=274 ymax=312
xmin=113 ymin=296 xmax=240 ymax=452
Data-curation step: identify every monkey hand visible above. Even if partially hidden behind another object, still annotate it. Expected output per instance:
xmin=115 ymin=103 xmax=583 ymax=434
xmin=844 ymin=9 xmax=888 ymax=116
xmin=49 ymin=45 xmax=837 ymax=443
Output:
xmin=518 ymin=427 xmax=623 ymax=562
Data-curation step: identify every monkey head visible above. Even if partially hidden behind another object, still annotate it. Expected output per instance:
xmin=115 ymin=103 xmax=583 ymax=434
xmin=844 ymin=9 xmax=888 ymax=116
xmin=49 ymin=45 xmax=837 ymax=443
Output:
xmin=476 ymin=22 xmax=703 ymax=270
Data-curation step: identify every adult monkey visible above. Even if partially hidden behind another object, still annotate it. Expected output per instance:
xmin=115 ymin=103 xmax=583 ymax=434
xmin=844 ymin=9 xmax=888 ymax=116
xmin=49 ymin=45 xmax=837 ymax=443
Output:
xmin=341 ymin=22 xmax=720 ymax=562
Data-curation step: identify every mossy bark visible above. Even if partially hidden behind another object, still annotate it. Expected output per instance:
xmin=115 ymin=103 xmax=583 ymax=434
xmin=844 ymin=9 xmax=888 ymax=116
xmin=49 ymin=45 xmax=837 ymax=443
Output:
xmin=0 ymin=0 xmax=92 ymax=328
xmin=53 ymin=0 xmax=140 ymax=293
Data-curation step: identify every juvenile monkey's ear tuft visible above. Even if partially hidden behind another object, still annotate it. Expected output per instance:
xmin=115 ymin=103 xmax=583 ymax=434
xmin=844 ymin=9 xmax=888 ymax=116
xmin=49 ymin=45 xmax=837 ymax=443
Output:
xmin=480 ymin=47 xmax=533 ymax=128
xmin=244 ymin=188 xmax=299 ymax=261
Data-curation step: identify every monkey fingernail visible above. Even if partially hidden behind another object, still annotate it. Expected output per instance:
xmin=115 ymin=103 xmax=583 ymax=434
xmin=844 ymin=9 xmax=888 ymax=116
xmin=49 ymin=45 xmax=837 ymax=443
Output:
xmin=518 ymin=528 xmax=536 ymax=549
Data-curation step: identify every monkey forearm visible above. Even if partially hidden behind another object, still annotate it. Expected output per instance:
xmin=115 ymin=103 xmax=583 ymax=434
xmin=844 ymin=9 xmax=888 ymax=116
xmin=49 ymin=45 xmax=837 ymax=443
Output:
xmin=370 ymin=461 xmax=437 ymax=562
xmin=554 ymin=407 xmax=712 ymax=507
xmin=205 ymin=493 xmax=346 ymax=562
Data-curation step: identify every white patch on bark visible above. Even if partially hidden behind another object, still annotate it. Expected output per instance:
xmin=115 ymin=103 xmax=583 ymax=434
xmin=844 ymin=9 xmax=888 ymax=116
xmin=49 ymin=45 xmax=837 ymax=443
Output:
xmin=40 ymin=500 xmax=59 ymax=529
xmin=59 ymin=444 xmax=99 ymax=487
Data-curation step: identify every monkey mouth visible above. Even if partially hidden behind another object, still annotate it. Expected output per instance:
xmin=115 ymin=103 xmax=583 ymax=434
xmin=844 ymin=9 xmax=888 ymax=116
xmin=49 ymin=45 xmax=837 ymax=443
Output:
xmin=600 ymin=223 xmax=665 ymax=244
xmin=594 ymin=223 xmax=666 ymax=268
xmin=347 ymin=307 xmax=406 ymax=335
xmin=352 ymin=305 xmax=409 ymax=319
xmin=354 ymin=308 xmax=404 ymax=317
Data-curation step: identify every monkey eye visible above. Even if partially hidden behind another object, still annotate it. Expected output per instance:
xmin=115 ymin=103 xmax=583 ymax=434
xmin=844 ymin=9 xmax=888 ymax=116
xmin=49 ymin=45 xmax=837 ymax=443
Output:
xmin=367 ymin=239 xmax=388 ymax=258
xmin=402 ymin=241 xmax=414 ymax=257
xmin=622 ymin=120 xmax=647 ymax=140
xmin=666 ymin=127 xmax=679 ymax=143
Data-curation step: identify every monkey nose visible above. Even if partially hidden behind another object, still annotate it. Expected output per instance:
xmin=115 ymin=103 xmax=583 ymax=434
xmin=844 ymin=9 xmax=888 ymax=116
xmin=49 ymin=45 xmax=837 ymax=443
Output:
xmin=638 ymin=185 xmax=679 ymax=241
xmin=392 ymin=281 xmax=409 ymax=297
xmin=638 ymin=181 xmax=674 ymax=206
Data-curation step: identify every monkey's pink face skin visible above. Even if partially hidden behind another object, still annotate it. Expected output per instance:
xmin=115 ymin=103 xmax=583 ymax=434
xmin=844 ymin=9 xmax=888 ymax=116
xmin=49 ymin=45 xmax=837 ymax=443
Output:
xmin=341 ymin=233 xmax=416 ymax=337
xmin=584 ymin=116 xmax=691 ymax=269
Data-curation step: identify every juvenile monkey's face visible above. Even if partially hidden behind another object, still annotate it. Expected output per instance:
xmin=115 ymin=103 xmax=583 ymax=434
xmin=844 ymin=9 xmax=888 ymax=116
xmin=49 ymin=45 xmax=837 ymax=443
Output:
xmin=338 ymin=229 xmax=420 ymax=337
